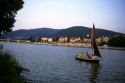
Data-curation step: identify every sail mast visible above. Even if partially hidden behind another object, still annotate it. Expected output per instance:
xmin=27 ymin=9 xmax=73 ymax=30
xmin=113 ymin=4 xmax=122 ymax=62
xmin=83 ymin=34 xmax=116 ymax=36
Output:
xmin=91 ymin=23 xmax=101 ymax=58
xmin=91 ymin=23 xmax=95 ymax=55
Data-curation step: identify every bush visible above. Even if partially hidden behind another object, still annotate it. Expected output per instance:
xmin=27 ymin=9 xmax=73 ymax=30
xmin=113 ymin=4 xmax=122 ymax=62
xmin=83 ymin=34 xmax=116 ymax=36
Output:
xmin=108 ymin=36 xmax=125 ymax=47
xmin=0 ymin=51 xmax=27 ymax=83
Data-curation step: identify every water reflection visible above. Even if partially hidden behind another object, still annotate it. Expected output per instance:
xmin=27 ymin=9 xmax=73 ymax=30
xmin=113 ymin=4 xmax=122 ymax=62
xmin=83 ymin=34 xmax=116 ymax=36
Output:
xmin=76 ymin=60 xmax=101 ymax=83
xmin=88 ymin=63 xmax=101 ymax=83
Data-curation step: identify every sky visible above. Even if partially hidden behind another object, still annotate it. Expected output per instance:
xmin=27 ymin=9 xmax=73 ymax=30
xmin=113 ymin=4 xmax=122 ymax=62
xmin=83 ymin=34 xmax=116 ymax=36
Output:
xmin=14 ymin=0 xmax=125 ymax=33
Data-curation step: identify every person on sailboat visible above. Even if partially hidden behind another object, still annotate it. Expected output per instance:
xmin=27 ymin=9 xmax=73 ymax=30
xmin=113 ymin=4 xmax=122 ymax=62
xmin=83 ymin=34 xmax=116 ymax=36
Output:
xmin=86 ymin=52 xmax=91 ymax=59
xmin=78 ymin=52 xmax=83 ymax=59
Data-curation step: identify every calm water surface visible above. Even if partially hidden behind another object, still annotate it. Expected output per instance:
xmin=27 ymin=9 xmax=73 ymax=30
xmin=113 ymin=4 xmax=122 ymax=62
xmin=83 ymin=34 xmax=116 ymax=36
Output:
xmin=3 ymin=42 xmax=125 ymax=83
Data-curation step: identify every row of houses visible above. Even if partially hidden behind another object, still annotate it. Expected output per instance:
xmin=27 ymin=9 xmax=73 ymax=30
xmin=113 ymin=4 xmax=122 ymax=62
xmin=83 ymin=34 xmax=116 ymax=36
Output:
xmin=40 ymin=36 xmax=110 ymax=44
xmin=41 ymin=37 xmax=53 ymax=42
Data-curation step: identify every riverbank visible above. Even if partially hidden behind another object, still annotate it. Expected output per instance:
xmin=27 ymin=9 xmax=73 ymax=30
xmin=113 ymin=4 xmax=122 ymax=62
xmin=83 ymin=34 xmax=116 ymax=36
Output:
xmin=1 ymin=41 xmax=125 ymax=50
xmin=35 ymin=42 xmax=125 ymax=50
xmin=41 ymin=42 xmax=91 ymax=48
xmin=0 ymin=51 xmax=28 ymax=83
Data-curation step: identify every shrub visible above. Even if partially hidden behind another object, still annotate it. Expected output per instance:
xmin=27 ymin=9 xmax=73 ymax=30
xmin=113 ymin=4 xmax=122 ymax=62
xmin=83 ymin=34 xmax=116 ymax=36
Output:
xmin=108 ymin=36 xmax=125 ymax=47
xmin=0 ymin=51 xmax=28 ymax=83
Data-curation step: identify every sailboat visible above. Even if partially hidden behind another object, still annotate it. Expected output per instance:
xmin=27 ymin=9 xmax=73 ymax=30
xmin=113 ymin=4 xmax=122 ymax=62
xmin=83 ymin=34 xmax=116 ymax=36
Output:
xmin=76 ymin=23 xmax=102 ymax=63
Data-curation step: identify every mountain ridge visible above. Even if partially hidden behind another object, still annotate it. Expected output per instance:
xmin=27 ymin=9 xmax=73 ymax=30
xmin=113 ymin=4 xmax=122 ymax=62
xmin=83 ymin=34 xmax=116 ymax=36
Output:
xmin=4 ymin=26 xmax=125 ymax=38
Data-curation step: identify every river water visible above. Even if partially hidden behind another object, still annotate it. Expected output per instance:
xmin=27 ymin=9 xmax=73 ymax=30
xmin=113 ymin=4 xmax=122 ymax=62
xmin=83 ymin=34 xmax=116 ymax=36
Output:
xmin=3 ymin=42 xmax=125 ymax=83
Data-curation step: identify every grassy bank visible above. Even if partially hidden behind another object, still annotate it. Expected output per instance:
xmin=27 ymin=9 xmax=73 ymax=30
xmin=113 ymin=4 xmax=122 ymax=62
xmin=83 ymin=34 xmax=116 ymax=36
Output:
xmin=0 ymin=51 xmax=28 ymax=83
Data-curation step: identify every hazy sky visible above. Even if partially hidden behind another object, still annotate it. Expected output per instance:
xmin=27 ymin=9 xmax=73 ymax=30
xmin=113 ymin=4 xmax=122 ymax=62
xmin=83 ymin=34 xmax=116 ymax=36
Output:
xmin=14 ymin=0 xmax=125 ymax=33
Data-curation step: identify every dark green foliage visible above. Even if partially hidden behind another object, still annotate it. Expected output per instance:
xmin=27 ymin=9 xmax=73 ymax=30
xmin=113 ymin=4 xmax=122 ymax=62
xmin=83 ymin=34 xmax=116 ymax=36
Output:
xmin=108 ymin=36 xmax=125 ymax=47
xmin=6 ymin=28 xmax=60 ymax=38
xmin=53 ymin=37 xmax=59 ymax=42
xmin=55 ymin=26 xmax=91 ymax=37
xmin=0 ymin=0 xmax=24 ymax=35
xmin=56 ymin=26 xmax=124 ymax=37
xmin=67 ymin=37 xmax=70 ymax=42
xmin=0 ymin=52 xmax=27 ymax=83
xmin=36 ymin=37 xmax=41 ymax=42
xmin=5 ymin=26 xmax=124 ymax=39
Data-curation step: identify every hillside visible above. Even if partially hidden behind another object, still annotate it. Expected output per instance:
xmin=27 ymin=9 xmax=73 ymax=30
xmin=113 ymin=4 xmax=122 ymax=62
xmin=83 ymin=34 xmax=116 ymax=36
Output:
xmin=4 ymin=26 xmax=124 ymax=38
xmin=5 ymin=28 xmax=60 ymax=38
xmin=55 ymin=26 xmax=91 ymax=37
xmin=55 ymin=26 xmax=124 ymax=37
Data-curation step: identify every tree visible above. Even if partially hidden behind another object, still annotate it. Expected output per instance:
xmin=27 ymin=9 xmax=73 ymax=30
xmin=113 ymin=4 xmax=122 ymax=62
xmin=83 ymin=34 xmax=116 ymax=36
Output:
xmin=0 ymin=0 xmax=24 ymax=35
xmin=108 ymin=36 xmax=125 ymax=47
xmin=53 ymin=37 xmax=59 ymax=42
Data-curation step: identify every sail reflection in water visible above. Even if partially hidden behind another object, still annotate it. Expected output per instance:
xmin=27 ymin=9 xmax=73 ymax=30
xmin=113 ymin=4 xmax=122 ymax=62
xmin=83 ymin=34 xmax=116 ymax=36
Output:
xmin=88 ymin=63 xmax=101 ymax=83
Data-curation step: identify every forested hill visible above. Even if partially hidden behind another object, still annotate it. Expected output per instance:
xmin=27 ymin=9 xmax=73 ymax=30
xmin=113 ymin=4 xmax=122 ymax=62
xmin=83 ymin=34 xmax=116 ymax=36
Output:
xmin=55 ymin=26 xmax=124 ymax=37
xmin=4 ymin=26 xmax=124 ymax=38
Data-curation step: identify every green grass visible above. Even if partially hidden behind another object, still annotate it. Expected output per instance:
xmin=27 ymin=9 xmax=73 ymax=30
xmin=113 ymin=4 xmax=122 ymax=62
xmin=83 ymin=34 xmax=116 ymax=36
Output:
xmin=0 ymin=51 xmax=28 ymax=83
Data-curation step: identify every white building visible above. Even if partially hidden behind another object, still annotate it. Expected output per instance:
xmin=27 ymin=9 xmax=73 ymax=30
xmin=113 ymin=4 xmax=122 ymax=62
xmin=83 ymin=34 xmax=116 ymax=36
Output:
xmin=70 ymin=37 xmax=81 ymax=43
xmin=41 ymin=37 xmax=48 ymax=42
xmin=48 ymin=38 xmax=53 ymax=42
xmin=101 ymin=36 xmax=110 ymax=43
xmin=59 ymin=37 xmax=68 ymax=43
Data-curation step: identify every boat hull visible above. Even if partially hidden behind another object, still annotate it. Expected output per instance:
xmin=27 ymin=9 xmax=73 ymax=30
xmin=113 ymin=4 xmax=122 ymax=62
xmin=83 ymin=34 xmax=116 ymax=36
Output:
xmin=75 ymin=56 xmax=99 ymax=63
